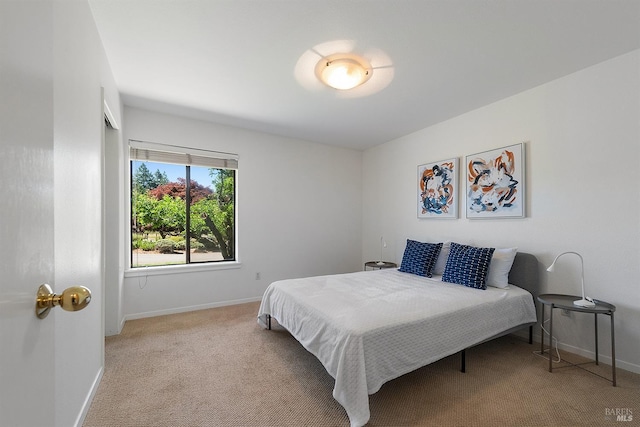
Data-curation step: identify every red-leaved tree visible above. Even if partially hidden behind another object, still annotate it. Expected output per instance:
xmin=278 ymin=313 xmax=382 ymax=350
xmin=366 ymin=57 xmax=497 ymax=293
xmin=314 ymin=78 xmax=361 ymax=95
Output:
xmin=148 ymin=178 xmax=212 ymax=204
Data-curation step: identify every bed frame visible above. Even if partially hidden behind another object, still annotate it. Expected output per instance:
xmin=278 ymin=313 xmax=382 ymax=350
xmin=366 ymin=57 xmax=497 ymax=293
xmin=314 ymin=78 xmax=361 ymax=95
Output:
xmin=459 ymin=251 xmax=540 ymax=371
xmin=265 ymin=251 xmax=540 ymax=373
xmin=261 ymin=251 xmax=540 ymax=427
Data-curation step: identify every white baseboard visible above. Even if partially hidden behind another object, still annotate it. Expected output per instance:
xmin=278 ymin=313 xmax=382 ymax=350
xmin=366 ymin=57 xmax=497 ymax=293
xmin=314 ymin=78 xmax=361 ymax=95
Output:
xmin=123 ymin=296 xmax=263 ymax=322
xmin=517 ymin=328 xmax=640 ymax=375
xmin=554 ymin=340 xmax=640 ymax=375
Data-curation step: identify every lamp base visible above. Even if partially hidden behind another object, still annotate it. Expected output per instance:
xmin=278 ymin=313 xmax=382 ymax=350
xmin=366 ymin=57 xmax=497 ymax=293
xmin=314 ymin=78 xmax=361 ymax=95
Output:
xmin=573 ymin=298 xmax=596 ymax=307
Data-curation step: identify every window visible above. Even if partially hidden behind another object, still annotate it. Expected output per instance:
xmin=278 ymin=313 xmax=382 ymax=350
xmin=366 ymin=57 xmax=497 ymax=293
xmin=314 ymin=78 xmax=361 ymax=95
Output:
xmin=129 ymin=140 xmax=237 ymax=268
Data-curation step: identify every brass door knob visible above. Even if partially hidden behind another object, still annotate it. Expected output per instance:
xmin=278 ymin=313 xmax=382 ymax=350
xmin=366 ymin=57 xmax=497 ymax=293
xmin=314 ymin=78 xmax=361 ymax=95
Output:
xmin=35 ymin=284 xmax=92 ymax=319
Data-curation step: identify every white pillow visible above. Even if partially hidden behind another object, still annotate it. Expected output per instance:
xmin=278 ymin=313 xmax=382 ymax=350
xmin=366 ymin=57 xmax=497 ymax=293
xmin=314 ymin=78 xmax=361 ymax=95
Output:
xmin=486 ymin=247 xmax=518 ymax=288
xmin=432 ymin=241 xmax=451 ymax=275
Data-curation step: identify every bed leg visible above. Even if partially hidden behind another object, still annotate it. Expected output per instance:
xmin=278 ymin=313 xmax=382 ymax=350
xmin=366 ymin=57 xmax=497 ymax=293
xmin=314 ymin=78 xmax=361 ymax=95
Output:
xmin=267 ymin=314 xmax=271 ymax=330
xmin=460 ymin=349 xmax=466 ymax=373
xmin=529 ymin=325 xmax=533 ymax=344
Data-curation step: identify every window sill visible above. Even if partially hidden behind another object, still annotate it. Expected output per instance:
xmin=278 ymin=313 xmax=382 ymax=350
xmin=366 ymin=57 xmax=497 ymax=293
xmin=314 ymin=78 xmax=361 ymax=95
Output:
xmin=124 ymin=261 xmax=242 ymax=278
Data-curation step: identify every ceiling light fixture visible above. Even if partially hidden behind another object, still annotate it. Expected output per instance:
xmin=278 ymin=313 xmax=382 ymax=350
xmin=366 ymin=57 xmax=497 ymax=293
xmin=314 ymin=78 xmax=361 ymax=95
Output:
xmin=315 ymin=53 xmax=373 ymax=90
xmin=295 ymin=40 xmax=393 ymax=97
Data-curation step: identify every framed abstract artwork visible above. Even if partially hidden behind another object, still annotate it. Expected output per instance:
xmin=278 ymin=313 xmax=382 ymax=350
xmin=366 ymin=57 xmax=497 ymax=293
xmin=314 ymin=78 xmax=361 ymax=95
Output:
xmin=465 ymin=142 xmax=525 ymax=219
xmin=418 ymin=157 xmax=458 ymax=219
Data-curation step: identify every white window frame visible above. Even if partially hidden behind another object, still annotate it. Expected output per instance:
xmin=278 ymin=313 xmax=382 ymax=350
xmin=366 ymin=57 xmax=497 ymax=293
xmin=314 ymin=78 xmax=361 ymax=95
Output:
xmin=125 ymin=139 xmax=240 ymax=275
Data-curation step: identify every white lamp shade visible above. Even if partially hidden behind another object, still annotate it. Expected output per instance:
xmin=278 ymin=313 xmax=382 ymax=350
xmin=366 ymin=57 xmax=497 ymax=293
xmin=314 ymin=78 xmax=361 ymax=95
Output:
xmin=546 ymin=251 xmax=595 ymax=307
xmin=316 ymin=54 xmax=372 ymax=90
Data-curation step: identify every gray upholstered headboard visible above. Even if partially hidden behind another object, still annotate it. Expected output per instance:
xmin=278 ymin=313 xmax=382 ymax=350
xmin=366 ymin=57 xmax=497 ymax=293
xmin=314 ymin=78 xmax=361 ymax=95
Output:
xmin=508 ymin=252 xmax=540 ymax=298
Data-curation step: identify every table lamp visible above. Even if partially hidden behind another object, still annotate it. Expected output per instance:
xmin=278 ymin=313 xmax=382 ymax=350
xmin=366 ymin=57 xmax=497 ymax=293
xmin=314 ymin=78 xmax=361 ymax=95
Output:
xmin=546 ymin=251 xmax=595 ymax=307
xmin=376 ymin=236 xmax=387 ymax=265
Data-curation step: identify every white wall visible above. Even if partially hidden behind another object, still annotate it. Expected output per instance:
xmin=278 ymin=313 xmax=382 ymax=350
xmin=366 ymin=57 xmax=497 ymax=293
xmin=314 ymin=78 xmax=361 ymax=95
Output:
xmin=362 ymin=50 xmax=640 ymax=373
xmin=121 ymin=107 xmax=363 ymax=319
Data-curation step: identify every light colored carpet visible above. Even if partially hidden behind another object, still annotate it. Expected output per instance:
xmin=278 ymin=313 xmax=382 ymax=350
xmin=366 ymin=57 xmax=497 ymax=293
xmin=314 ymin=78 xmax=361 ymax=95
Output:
xmin=84 ymin=302 xmax=639 ymax=426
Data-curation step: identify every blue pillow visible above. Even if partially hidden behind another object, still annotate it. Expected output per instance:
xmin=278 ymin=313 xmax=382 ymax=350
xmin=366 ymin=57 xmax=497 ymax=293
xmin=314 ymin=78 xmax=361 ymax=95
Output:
xmin=442 ymin=242 xmax=495 ymax=289
xmin=398 ymin=240 xmax=443 ymax=277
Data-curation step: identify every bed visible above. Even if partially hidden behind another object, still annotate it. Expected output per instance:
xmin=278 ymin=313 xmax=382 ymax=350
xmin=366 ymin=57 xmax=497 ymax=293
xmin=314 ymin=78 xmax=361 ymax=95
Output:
xmin=257 ymin=249 xmax=539 ymax=427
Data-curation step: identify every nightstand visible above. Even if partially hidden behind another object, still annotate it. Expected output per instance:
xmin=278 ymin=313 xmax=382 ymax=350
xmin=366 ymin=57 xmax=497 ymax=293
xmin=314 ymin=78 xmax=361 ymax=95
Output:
xmin=364 ymin=261 xmax=397 ymax=271
xmin=537 ymin=293 xmax=616 ymax=386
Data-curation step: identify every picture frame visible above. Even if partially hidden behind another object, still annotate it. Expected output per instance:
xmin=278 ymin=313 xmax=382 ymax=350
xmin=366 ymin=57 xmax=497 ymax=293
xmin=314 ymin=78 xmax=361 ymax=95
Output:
xmin=418 ymin=157 xmax=458 ymax=219
xmin=465 ymin=142 xmax=525 ymax=219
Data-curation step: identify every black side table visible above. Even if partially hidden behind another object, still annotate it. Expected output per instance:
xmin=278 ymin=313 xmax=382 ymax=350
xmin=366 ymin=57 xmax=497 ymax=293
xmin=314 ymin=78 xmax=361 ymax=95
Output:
xmin=364 ymin=261 xmax=397 ymax=271
xmin=537 ymin=293 xmax=616 ymax=386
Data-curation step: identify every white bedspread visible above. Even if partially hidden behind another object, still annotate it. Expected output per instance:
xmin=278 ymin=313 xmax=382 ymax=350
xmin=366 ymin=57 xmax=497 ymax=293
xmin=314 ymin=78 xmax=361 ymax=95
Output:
xmin=257 ymin=269 xmax=536 ymax=427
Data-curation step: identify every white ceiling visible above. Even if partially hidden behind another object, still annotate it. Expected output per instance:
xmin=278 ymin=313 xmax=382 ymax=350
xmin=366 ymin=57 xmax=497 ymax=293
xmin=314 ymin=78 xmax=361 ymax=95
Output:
xmin=88 ymin=0 xmax=640 ymax=150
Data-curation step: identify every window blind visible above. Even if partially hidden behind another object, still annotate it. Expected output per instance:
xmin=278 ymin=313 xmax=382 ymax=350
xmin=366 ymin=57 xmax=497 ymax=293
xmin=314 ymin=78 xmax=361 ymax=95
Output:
xmin=129 ymin=139 xmax=238 ymax=169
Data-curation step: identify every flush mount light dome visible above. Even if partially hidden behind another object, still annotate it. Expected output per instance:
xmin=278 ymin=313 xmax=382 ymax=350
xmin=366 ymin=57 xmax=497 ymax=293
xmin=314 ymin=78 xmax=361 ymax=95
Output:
xmin=315 ymin=53 xmax=373 ymax=90
xmin=295 ymin=41 xmax=393 ymax=97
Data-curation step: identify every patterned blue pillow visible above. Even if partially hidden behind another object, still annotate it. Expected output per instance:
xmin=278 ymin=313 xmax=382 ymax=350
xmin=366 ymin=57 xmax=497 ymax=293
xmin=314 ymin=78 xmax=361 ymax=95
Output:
xmin=442 ymin=242 xmax=495 ymax=289
xmin=398 ymin=240 xmax=443 ymax=277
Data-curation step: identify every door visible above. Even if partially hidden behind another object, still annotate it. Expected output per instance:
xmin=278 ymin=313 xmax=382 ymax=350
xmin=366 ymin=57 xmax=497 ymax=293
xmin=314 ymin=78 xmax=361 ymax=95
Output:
xmin=0 ymin=2 xmax=56 ymax=425
xmin=1 ymin=2 xmax=105 ymax=425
